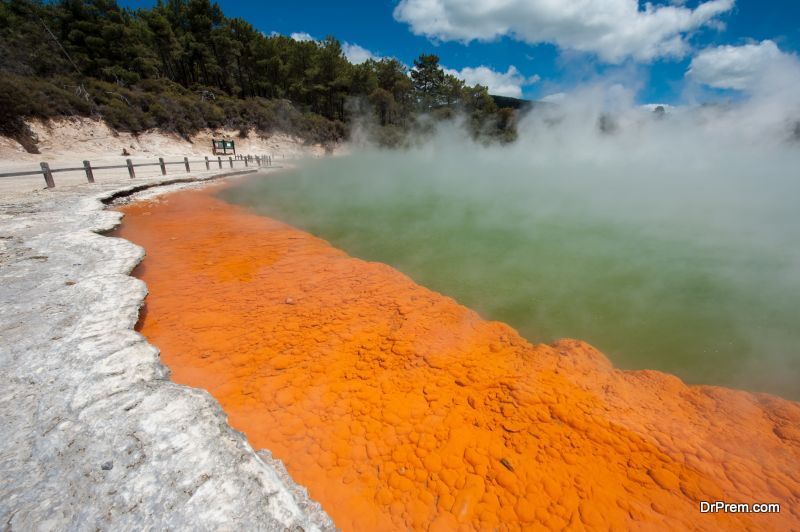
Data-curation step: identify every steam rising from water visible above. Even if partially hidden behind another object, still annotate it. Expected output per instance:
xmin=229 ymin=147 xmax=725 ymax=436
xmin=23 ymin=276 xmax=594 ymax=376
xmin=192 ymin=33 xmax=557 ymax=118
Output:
xmin=223 ymin=83 xmax=800 ymax=399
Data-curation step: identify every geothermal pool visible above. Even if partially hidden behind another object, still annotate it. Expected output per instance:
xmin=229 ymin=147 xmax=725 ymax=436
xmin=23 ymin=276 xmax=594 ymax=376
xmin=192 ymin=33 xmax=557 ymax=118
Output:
xmin=220 ymin=150 xmax=800 ymax=400
xmin=116 ymin=181 xmax=800 ymax=531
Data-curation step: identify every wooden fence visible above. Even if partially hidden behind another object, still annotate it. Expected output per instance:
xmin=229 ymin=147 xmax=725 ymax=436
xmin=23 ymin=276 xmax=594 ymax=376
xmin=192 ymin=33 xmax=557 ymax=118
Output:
xmin=0 ymin=153 xmax=273 ymax=188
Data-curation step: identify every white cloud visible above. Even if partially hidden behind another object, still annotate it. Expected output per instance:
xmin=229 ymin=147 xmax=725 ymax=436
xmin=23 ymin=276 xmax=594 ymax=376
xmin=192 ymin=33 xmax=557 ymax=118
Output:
xmin=290 ymin=32 xmax=315 ymax=42
xmin=393 ymin=0 xmax=734 ymax=63
xmin=342 ymin=42 xmax=378 ymax=64
xmin=443 ymin=65 xmax=538 ymax=98
xmin=687 ymin=40 xmax=797 ymax=91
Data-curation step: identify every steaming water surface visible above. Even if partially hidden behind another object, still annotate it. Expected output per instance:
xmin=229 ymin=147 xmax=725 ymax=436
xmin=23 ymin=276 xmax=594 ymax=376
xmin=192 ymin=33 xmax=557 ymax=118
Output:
xmin=221 ymin=145 xmax=800 ymax=399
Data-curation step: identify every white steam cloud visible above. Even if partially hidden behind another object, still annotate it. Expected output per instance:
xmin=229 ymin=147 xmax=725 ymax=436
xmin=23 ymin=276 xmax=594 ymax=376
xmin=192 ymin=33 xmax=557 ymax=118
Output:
xmin=329 ymin=69 xmax=800 ymax=396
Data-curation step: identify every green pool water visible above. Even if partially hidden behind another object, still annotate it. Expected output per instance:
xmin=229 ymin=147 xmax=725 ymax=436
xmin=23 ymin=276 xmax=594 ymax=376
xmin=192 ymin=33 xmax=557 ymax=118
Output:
xmin=220 ymin=147 xmax=800 ymax=399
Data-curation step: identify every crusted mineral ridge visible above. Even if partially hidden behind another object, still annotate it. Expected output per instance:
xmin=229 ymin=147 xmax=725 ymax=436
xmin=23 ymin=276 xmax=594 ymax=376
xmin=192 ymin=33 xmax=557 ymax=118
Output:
xmin=0 ymin=172 xmax=335 ymax=531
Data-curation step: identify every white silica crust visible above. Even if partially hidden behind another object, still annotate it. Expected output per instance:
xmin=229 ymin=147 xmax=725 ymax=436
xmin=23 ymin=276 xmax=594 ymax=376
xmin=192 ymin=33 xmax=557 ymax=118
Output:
xmin=0 ymin=171 xmax=335 ymax=531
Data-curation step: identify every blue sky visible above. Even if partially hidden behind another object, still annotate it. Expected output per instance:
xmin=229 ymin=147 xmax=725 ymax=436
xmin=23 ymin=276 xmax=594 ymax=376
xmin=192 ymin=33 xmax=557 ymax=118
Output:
xmin=121 ymin=0 xmax=800 ymax=104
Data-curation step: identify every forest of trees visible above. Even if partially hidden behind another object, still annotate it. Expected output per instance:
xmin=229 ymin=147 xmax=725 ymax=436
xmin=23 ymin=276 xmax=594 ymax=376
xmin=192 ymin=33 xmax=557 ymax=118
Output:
xmin=0 ymin=0 xmax=519 ymax=152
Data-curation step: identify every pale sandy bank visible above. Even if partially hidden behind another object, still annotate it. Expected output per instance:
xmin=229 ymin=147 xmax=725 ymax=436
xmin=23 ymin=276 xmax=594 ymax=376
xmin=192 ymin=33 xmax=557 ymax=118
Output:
xmin=0 ymin=117 xmax=339 ymax=195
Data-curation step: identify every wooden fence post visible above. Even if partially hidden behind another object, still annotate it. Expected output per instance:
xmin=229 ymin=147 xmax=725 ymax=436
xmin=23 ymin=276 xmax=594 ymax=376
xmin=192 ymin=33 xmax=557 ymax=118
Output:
xmin=126 ymin=159 xmax=135 ymax=179
xmin=158 ymin=157 xmax=166 ymax=175
xmin=184 ymin=157 xmax=190 ymax=172
xmin=204 ymin=156 xmax=210 ymax=170
xmin=218 ymin=156 xmax=222 ymax=169
xmin=229 ymin=157 xmax=233 ymax=168
xmin=83 ymin=160 xmax=95 ymax=183
xmin=40 ymin=162 xmax=55 ymax=188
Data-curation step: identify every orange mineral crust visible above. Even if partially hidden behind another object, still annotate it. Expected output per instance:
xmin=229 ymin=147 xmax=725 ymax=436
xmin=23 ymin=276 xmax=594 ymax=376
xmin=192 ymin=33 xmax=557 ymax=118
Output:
xmin=115 ymin=186 xmax=800 ymax=531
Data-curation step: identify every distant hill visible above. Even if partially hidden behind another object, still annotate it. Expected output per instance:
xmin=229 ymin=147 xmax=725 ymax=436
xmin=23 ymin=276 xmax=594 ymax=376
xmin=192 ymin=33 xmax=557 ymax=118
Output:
xmin=490 ymin=95 xmax=558 ymax=115
xmin=491 ymin=95 xmax=533 ymax=110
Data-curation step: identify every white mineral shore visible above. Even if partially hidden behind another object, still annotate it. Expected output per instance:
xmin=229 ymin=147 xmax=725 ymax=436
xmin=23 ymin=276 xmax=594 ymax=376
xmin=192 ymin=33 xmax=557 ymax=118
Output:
xmin=0 ymin=168 xmax=335 ymax=530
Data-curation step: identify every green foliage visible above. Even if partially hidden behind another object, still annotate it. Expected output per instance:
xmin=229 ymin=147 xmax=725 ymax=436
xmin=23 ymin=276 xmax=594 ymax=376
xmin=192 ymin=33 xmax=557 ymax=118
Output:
xmin=0 ymin=0 xmax=520 ymax=148
xmin=411 ymin=54 xmax=446 ymax=110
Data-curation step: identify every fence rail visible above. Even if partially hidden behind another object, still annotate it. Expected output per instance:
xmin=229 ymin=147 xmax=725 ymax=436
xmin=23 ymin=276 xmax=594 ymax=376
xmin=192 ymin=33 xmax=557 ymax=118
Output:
xmin=0 ymin=153 xmax=273 ymax=188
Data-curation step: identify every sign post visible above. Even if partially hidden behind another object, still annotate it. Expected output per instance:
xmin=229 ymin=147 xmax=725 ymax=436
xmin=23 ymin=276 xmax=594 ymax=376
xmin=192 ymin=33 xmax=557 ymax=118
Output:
xmin=211 ymin=139 xmax=236 ymax=156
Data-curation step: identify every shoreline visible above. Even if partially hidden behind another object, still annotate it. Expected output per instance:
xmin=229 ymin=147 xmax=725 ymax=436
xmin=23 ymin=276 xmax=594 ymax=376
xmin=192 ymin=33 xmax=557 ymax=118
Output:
xmin=0 ymin=169 xmax=333 ymax=530
xmin=117 ymin=180 xmax=800 ymax=530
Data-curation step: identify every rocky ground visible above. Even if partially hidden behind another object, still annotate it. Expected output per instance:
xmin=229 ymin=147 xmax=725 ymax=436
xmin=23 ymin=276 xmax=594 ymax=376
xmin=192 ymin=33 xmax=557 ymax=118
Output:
xmin=0 ymin=170 xmax=334 ymax=530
